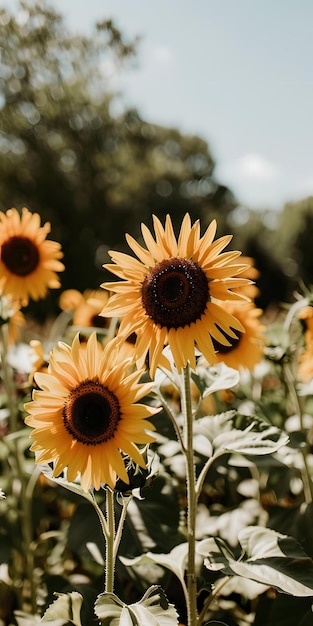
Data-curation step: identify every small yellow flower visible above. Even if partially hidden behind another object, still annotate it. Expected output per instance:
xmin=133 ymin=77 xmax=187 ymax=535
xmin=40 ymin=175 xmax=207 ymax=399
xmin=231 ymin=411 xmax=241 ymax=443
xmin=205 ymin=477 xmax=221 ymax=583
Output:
xmin=101 ymin=214 xmax=250 ymax=376
xmin=72 ymin=290 xmax=110 ymax=330
xmin=0 ymin=207 xmax=64 ymax=305
xmin=24 ymin=333 xmax=159 ymax=491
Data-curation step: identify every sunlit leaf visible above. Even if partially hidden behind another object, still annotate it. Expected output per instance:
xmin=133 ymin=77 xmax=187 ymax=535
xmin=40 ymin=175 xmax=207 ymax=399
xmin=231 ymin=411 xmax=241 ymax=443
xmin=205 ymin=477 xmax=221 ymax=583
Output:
xmin=41 ymin=591 xmax=83 ymax=625
xmin=213 ymin=422 xmax=288 ymax=456
xmin=198 ymin=526 xmax=313 ymax=597
xmin=120 ymin=543 xmax=188 ymax=587
xmin=95 ymin=585 xmax=179 ymax=625
xmin=192 ymin=362 xmax=240 ymax=397
xmin=193 ymin=411 xmax=288 ymax=458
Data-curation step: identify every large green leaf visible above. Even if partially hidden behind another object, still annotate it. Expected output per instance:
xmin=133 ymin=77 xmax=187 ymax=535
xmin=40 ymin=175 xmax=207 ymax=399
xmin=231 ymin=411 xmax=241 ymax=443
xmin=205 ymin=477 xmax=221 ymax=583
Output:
xmin=192 ymin=362 xmax=240 ymax=397
xmin=198 ymin=526 xmax=313 ymax=597
xmin=94 ymin=585 xmax=179 ymax=625
xmin=120 ymin=543 xmax=188 ymax=588
xmin=193 ymin=411 xmax=288 ymax=458
xmin=41 ymin=591 xmax=83 ymax=625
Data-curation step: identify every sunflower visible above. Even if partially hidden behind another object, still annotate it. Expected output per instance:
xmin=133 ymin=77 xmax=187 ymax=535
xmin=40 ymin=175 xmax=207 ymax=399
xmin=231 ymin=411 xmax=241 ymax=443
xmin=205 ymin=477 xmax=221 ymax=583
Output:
xmin=24 ymin=332 xmax=159 ymax=491
xmin=72 ymin=290 xmax=110 ymax=330
xmin=298 ymin=305 xmax=313 ymax=335
xmin=212 ymin=301 xmax=266 ymax=371
xmin=0 ymin=207 xmax=64 ymax=305
xmin=101 ymin=214 xmax=250 ymax=376
xmin=298 ymin=339 xmax=313 ymax=382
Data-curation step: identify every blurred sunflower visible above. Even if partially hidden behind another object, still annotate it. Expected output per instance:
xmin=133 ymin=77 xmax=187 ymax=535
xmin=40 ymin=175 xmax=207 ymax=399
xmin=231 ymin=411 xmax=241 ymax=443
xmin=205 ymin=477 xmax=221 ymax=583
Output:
xmin=297 ymin=306 xmax=313 ymax=381
xmin=24 ymin=332 xmax=159 ymax=491
xmin=72 ymin=290 xmax=110 ymax=330
xmin=298 ymin=340 xmax=313 ymax=382
xmin=101 ymin=214 xmax=250 ymax=376
xmin=0 ymin=207 xmax=64 ymax=305
xmin=298 ymin=305 xmax=313 ymax=335
xmin=0 ymin=295 xmax=25 ymax=344
xmin=235 ymin=256 xmax=260 ymax=301
xmin=212 ymin=301 xmax=266 ymax=371
xmin=59 ymin=289 xmax=111 ymax=336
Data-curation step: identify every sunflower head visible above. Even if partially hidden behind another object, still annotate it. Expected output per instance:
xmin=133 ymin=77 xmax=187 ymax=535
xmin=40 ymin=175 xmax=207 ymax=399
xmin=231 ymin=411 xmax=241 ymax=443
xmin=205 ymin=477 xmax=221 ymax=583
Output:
xmin=24 ymin=332 xmax=160 ymax=491
xmin=0 ymin=207 xmax=65 ymax=305
xmin=101 ymin=213 xmax=252 ymax=376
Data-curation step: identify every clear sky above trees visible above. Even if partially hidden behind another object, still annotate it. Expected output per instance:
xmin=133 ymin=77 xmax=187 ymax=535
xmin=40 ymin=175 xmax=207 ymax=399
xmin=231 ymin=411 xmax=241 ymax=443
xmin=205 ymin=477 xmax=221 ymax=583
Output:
xmin=29 ymin=0 xmax=313 ymax=212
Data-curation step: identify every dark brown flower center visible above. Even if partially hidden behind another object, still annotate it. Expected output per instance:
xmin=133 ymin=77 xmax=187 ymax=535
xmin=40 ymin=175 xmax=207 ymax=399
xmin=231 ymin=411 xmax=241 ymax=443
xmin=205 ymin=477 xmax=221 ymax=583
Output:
xmin=141 ymin=257 xmax=209 ymax=330
xmin=63 ymin=379 xmax=121 ymax=445
xmin=1 ymin=236 xmax=40 ymax=276
xmin=213 ymin=326 xmax=242 ymax=354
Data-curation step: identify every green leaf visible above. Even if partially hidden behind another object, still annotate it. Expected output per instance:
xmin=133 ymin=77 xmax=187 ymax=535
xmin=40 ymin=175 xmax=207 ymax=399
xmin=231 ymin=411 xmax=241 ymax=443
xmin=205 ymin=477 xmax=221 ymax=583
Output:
xmin=94 ymin=585 xmax=179 ymax=625
xmin=41 ymin=591 xmax=83 ymax=625
xmin=193 ymin=411 xmax=288 ymax=458
xmin=198 ymin=526 xmax=313 ymax=597
xmin=214 ymin=423 xmax=288 ymax=456
xmin=192 ymin=362 xmax=240 ymax=397
xmin=120 ymin=542 xmax=188 ymax=587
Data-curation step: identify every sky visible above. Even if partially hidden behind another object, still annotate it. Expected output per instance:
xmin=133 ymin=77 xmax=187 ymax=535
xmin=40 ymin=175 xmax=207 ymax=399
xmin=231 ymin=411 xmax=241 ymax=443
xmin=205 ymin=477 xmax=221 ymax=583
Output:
xmin=6 ymin=0 xmax=313 ymax=211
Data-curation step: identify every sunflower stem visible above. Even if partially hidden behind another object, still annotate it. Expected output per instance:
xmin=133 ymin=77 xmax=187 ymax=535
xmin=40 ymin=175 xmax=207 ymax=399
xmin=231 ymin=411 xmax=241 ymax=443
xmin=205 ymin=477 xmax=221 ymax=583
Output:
xmin=283 ymin=361 xmax=313 ymax=503
xmin=182 ymin=364 xmax=198 ymax=626
xmin=105 ymin=487 xmax=116 ymax=593
xmin=114 ymin=495 xmax=132 ymax=559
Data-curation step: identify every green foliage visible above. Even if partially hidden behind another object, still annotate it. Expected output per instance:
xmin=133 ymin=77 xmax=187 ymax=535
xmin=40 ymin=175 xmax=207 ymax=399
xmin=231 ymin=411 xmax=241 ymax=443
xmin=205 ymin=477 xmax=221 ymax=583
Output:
xmin=95 ymin=585 xmax=179 ymax=625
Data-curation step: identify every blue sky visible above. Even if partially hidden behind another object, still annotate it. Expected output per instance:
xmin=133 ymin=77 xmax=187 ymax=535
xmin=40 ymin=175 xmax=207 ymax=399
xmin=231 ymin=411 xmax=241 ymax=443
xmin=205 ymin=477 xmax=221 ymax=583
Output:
xmin=6 ymin=0 xmax=313 ymax=211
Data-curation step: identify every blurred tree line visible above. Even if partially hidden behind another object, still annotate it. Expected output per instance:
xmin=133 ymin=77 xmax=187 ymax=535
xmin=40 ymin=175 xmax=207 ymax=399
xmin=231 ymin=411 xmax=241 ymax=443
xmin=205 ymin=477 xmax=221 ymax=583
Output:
xmin=0 ymin=1 xmax=311 ymax=319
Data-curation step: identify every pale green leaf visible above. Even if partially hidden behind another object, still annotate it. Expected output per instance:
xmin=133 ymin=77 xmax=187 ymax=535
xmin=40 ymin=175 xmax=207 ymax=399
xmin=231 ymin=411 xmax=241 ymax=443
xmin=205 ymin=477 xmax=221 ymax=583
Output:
xmin=193 ymin=362 xmax=240 ymax=397
xmin=120 ymin=542 xmax=188 ymax=586
xmin=41 ymin=592 xmax=83 ymax=625
xmin=213 ymin=422 xmax=288 ymax=456
xmin=199 ymin=526 xmax=313 ymax=597
xmin=193 ymin=411 xmax=288 ymax=458
xmin=95 ymin=585 xmax=179 ymax=625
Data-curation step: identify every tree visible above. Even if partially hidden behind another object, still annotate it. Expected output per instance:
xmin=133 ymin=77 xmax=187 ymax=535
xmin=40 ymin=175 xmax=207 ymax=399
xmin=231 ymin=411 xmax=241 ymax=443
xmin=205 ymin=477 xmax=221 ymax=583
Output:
xmin=0 ymin=1 xmax=235 ymax=318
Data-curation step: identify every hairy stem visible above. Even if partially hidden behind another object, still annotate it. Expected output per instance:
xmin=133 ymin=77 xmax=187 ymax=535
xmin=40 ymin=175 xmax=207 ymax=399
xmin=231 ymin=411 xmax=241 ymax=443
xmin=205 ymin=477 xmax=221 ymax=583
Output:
xmin=182 ymin=364 xmax=198 ymax=626
xmin=105 ymin=488 xmax=116 ymax=593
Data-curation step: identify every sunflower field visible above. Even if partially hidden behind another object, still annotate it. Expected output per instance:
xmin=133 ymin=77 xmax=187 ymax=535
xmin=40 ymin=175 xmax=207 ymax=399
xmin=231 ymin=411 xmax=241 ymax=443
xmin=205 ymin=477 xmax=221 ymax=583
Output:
xmin=1 ymin=207 xmax=313 ymax=626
